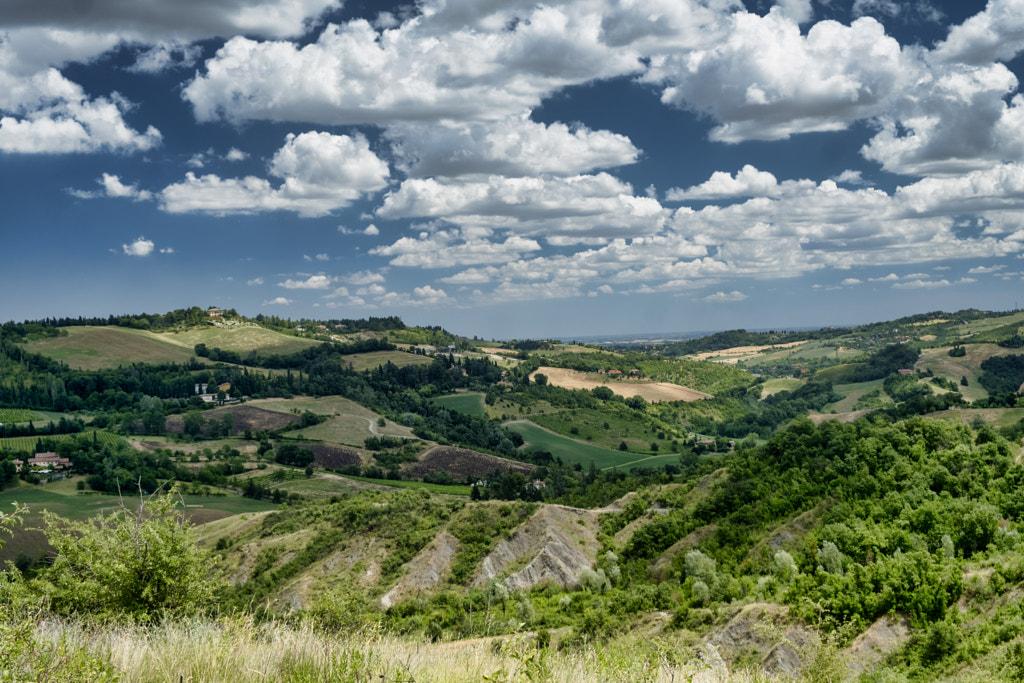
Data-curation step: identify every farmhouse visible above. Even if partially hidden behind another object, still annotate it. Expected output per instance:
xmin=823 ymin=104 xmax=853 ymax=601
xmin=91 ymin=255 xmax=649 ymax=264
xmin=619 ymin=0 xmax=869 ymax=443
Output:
xmin=12 ymin=452 xmax=71 ymax=472
xmin=207 ymin=307 xmax=223 ymax=318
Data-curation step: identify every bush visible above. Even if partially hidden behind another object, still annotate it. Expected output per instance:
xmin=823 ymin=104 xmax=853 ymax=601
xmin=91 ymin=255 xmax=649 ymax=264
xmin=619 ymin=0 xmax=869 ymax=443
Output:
xmin=39 ymin=487 xmax=215 ymax=618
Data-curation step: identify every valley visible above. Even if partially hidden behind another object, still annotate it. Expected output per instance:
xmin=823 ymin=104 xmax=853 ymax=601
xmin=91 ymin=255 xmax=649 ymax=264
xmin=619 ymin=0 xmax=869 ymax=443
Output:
xmin=2 ymin=306 xmax=1024 ymax=680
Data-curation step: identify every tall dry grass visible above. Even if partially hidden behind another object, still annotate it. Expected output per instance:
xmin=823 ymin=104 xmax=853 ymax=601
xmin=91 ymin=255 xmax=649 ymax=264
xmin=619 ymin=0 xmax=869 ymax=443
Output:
xmin=31 ymin=615 xmax=784 ymax=682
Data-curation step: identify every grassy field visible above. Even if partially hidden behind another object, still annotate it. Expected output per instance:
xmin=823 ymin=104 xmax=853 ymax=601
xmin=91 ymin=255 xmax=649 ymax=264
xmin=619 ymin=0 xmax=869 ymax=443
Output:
xmin=0 ymin=477 xmax=275 ymax=564
xmin=506 ymin=421 xmax=673 ymax=470
xmin=252 ymin=396 xmax=416 ymax=445
xmin=157 ymin=325 xmax=319 ymax=356
xmin=0 ymin=430 xmax=121 ymax=454
xmin=430 ymin=393 xmax=486 ymax=416
xmin=0 ymin=409 xmax=47 ymax=424
xmin=757 ymin=340 xmax=857 ymax=364
xmin=915 ymin=344 xmax=1018 ymax=402
xmin=343 ymin=350 xmax=436 ymax=372
xmin=525 ymin=406 xmax=680 ymax=452
xmin=332 ymin=474 xmax=471 ymax=496
xmin=928 ymin=407 xmax=1024 ymax=430
xmin=252 ymin=396 xmax=374 ymax=416
xmin=827 ymin=379 xmax=890 ymax=413
xmin=23 ymin=327 xmax=202 ymax=370
xmin=759 ymin=378 xmax=805 ymax=397
xmin=294 ymin=414 xmax=416 ymax=446
xmin=22 ymin=324 xmax=320 ymax=370
xmin=960 ymin=310 xmax=1024 ymax=338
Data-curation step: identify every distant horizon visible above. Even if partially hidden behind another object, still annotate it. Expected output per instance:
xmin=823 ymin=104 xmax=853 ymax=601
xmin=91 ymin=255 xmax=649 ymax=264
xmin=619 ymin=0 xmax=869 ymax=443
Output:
xmin=6 ymin=302 xmax=1018 ymax=346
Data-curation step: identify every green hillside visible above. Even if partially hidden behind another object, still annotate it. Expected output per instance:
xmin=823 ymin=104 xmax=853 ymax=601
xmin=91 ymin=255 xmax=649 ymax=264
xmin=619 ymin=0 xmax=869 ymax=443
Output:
xmin=5 ymin=307 xmax=1024 ymax=681
xmin=21 ymin=324 xmax=320 ymax=370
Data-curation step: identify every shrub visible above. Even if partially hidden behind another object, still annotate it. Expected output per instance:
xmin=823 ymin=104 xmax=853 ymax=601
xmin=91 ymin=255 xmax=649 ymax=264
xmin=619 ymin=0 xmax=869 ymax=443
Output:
xmin=39 ymin=487 xmax=215 ymax=618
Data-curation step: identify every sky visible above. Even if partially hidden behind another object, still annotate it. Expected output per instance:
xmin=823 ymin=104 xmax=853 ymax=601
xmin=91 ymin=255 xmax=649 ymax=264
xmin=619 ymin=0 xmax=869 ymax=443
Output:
xmin=3 ymin=0 xmax=1024 ymax=339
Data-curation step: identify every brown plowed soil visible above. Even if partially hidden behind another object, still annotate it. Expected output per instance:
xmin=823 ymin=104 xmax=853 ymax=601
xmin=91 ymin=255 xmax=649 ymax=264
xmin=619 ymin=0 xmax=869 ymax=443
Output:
xmin=165 ymin=405 xmax=300 ymax=435
xmin=402 ymin=446 xmax=534 ymax=480
xmin=308 ymin=443 xmax=362 ymax=469
xmin=531 ymin=367 xmax=711 ymax=402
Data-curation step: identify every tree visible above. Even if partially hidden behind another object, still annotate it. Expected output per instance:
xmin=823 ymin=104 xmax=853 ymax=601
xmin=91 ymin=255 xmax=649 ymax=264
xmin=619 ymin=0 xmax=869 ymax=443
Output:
xmin=182 ymin=412 xmax=205 ymax=439
xmin=40 ymin=487 xmax=215 ymax=618
xmin=534 ymin=373 xmax=548 ymax=386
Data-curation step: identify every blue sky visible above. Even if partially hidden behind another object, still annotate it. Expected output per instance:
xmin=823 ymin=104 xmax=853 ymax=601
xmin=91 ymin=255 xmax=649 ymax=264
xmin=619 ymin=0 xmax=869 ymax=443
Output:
xmin=3 ymin=0 xmax=1024 ymax=339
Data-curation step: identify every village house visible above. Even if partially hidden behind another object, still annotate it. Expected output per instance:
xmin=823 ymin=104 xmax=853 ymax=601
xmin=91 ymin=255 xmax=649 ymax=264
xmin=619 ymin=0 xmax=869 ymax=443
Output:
xmin=12 ymin=452 xmax=71 ymax=472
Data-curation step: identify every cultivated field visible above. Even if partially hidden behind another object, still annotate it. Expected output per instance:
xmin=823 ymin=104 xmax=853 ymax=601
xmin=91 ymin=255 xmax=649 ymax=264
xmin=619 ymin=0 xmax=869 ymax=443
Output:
xmin=506 ymin=421 xmax=671 ymax=470
xmin=0 ymin=477 xmax=276 ymax=565
xmin=0 ymin=408 xmax=46 ymax=424
xmin=759 ymin=378 xmax=805 ymax=397
xmin=343 ymin=350 xmax=436 ymax=372
xmin=402 ymin=445 xmax=533 ymax=481
xmin=0 ymin=430 xmax=120 ymax=454
xmin=22 ymin=325 xmax=321 ymax=370
xmin=156 ymin=326 xmax=319 ymax=356
xmin=430 ymin=392 xmax=486 ymax=416
xmin=254 ymin=396 xmax=415 ymax=445
xmin=531 ymin=367 xmax=711 ymax=402
xmin=689 ymin=340 xmax=808 ymax=363
xmin=23 ymin=327 xmax=203 ymax=370
xmin=165 ymin=405 xmax=300 ymax=436
xmin=916 ymin=343 xmax=1019 ymax=402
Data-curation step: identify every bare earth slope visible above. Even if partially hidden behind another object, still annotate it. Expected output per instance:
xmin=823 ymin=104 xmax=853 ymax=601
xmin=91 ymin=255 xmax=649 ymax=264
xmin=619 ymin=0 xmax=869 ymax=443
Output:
xmin=472 ymin=505 xmax=600 ymax=592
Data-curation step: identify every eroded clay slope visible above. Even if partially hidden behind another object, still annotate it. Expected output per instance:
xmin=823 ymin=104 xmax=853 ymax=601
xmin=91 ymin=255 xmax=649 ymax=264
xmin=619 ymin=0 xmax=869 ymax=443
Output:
xmin=472 ymin=505 xmax=600 ymax=592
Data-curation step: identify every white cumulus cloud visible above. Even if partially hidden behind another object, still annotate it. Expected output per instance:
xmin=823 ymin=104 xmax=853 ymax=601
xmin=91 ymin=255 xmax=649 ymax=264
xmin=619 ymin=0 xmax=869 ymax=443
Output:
xmin=160 ymin=131 xmax=390 ymax=217
xmin=122 ymin=236 xmax=155 ymax=256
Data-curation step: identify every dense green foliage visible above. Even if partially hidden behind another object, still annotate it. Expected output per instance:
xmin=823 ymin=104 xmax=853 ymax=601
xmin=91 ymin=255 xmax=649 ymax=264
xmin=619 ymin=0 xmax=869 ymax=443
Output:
xmin=979 ymin=354 xmax=1024 ymax=395
xmin=38 ymin=489 xmax=215 ymax=618
xmin=834 ymin=344 xmax=922 ymax=384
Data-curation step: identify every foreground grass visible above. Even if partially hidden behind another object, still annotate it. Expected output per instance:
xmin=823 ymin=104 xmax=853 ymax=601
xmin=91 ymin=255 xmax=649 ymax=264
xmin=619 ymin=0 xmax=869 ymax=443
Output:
xmin=31 ymin=616 xmax=766 ymax=682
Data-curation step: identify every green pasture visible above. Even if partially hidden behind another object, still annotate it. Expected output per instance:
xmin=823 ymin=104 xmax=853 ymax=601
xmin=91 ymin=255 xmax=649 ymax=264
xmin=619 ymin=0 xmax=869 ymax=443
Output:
xmin=525 ymin=406 xmax=680 ymax=452
xmin=915 ymin=344 xmax=1018 ymax=402
xmin=0 ymin=477 xmax=275 ymax=565
xmin=960 ymin=310 xmax=1024 ymax=338
xmin=22 ymin=324 xmax=321 ymax=371
xmin=741 ymin=340 xmax=856 ymax=366
xmin=0 ymin=409 xmax=46 ymax=424
xmin=23 ymin=326 xmax=202 ymax=370
xmin=332 ymin=474 xmax=471 ymax=496
xmin=430 ymin=393 xmax=486 ymax=416
xmin=254 ymin=395 xmax=376 ymax=416
xmin=507 ymin=421 xmax=672 ymax=470
xmin=158 ymin=325 xmax=319 ymax=356
xmin=928 ymin=407 xmax=1024 ymax=430
xmin=759 ymin=378 xmax=805 ymax=397
xmin=343 ymin=350 xmax=436 ymax=372
xmin=0 ymin=430 xmax=121 ymax=455
xmin=263 ymin=475 xmax=368 ymax=499
xmin=827 ymin=379 xmax=889 ymax=413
